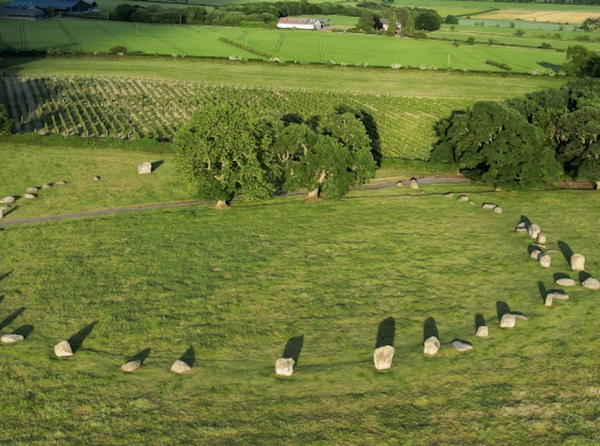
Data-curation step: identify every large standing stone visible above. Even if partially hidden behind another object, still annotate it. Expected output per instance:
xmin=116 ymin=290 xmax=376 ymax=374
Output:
xmin=458 ymin=195 xmax=469 ymax=202
xmin=452 ymin=340 xmax=473 ymax=352
xmin=0 ymin=196 xmax=15 ymax=204
xmin=475 ymin=326 xmax=489 ymax=338
xmin=1 ymin=334 xmax=24 ymax=344
xmin=121 ymin=360 xmax=141 ymax=373
xmin=570 ymin=254 xmax=585 ymax=271
xmin=170 ymin=359 xmax=191 ymax=374
xmin=409 ymin=178 xmax=419 ymax=189
xmin=530 ymin=249 xmax=543 ymax=260
xmin=582 ymin=277 xmax=600 ymax=290
xmin=500 ymin=314 xmax=516 ymax=328
xmin=138 ymin=162 xmax=152 ymax=175
xmin=544 ymin=294 xmax=554 ymax=307
xmin=423 ymin=336 xmax=440 ymax=355
xmin=528 ymin=224 xmax=541 ymax=239
xmin=275 ymin=358 xmax=295 ymax=376
xmin=481 ymin=203 xmax=496 ymax=210
xmin=373 ymin=345 xmax=394 ymax=370
xmin=24 ymin=193 xmax=36 ymax=200
xmin=539 ymin=255 xmax=552 ymax=268
xmin=54 ymin=340 xmax=73 ymax=357
xmin=537 ymin=233 xmax=547 ymax=244
xmin=556 ymin=277 xmax=576 ymax=287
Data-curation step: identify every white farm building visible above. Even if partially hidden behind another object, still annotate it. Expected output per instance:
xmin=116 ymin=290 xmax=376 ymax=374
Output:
xmin=277 ymin=17 xmax=323 ymax=30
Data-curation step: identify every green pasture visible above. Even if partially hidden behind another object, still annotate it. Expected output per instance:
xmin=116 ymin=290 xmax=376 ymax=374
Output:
xmin=0 ymin=18 xmax=569 ymax=72
xmin=394 ymin=0 xmax=600 ymax=11
xmin=1 ymin=146 xmax=600 ymax=444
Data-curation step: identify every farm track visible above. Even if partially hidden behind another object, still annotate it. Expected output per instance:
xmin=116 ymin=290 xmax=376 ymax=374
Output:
xmin=57 ymin=20 xmax=83 ymax=53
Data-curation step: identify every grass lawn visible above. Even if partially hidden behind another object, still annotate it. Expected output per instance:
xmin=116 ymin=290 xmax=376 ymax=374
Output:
xmin=1 ymin=159 xmax=600 ymax=443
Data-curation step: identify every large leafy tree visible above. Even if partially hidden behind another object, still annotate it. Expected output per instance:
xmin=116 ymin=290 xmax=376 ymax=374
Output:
xmin=430 ymin=101 xmax=561 ymax=189
xmin=173 ymin=103 xmax=277 ymax=207
xmin=414 ymin=10 xmax=441 ymax=31
xmin=272 ymin=111 xmax=376 ymax=198
xmin=0 ymin=104 xmax=13 ymax=136
xmin=564 ymin=45 xmax=600 ymax=78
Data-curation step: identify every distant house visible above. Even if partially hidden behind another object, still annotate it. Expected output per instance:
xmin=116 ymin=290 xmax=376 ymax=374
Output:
xmin=277 ymin=17 xmax=323 ymax=30
xmin=380 ymin=19 xmax=402 ymax=34
xmin=3 ymin=0 xmax=98 ymax=14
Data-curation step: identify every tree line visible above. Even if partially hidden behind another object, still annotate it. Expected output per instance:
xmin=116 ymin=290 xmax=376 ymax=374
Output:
xmin=430 ymin=78 xmax=600 ymax=189
xmin=174 ymin=104 xmax=378 ymax=207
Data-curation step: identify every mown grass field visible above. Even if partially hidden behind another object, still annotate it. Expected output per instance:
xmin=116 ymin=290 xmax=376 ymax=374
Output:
xmin=0 ymin=18 xmax=569 ymax=72
xmin=1 ymin=147 xmax=600 ymax=444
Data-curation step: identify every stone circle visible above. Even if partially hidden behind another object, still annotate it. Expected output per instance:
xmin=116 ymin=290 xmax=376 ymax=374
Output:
xmin=500 ymin=314 xmax=516 ymax=328
xmin=528 ymin=224 xmax=541 ymax=239
xmin=423 ymin=336 xmax=440 ymax=355
xmin=530 ymin=249 xmax=543 ymax=260
xmin=0 ymin=196 xmax=15 ymax=204
xmin=138 ymin=162 xmax=152 ymax=175
xmin=570 ymin=254 xmax=585 ymax=272
xmin=121 ymin=360 xmax=141 ymax=372
xmin=547 ymin=292 xmax=569 ymax=301
xmin=544 ymin=295 xmax=553 ymax=307
xmin=1 ymin=334 xmax=24 ymax=344
xmin=537 ymin=233 xmax=546 ymax=244
xmin=556 ymin=277 xmax=576 ymax=287
xmin=373 ymin=345 xmax=394 ymax=370
xmin=582 ymin=277 xmax=600 ymax=290
xmin=452 ymin=340 xmax=473 ymax=352
xmin=54 ymin=340 xmax=73 ymax=357
xmin=475 ymin=326 xmax=489 ymax=338
xmin=539 ymin=255 xmax=551 ymax=268
xmin=171 ymin=359 xmax=192 ymax=374
xmin=275 ymin=357 xmax=295 ymax=376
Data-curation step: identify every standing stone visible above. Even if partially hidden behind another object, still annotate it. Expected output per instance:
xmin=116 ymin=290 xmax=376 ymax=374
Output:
xmin=92 ymin=176 xmax=101 ymax=181
xmin=547 ymin=292 xmax=569 ymax=301
xmin=0 ymin=209 xmax=3 ymax=220
xmin=537 ymin=233 xmax=547 ymax=244
xmin=396 ymin=181 xmax=405 ymax=188
xmin=475 ymin=326 xmax=489 ymax=338
xmin=0 ymin=205 xmax=9 ymax=211
xmin=121 ymin=360 xmax=141 ymax=372
xmin=55 ymin=181 xmax=67 ymax=186
xmin=570 ymin=254 xmax=585 ymax=271
xmin=409 ymin=178 xmax=419 ymax=189
xmin=25 ymin=187 xmax=38 ymax=193
xmin=458 ymin=195 xmax=469 ymax=202
xmin=528 ymin=224 xmax=541 ymax=239
xmin=24 ymin=193 xmax=36 ymax=200
xmin=515 ymin=221 xmax=527 ymax=230
xmin=452 ymin=340 xmax=473 ymax=352
xmin=138 ymin=162 xmax=152 ymax=174
xmin=544 ymin=294 xmax=554 ymax=307
xmin=275 ymin=358 xmax=295 ymax=376
xmin=493 ymin=206 xmax=503 ymax=214
xmin=0 ymin=196 xmax=15 ymax=204
xmin=373 ymin=345 xmax=394 ymax=370
xmin=500 ymin=314 xmax=516 ymax=328
xmin=582 ymin=277 xmax=600 ymax=290
xmin=481 ymin=203 xmax=496 ymax=210
xmin=515 ymin=227 xmax=528 ymax=233
xmin=556 ymin=277 xmax=576 ymax=287
xmin=539 ymin=255 xmax=552 ymax=268
xmin=443 ymin=192 xmax=454 ymax=198
xmin=423 ymin=336 xmax=440 ymax=355
xmin=1 ymin=334 xmax=24 ymax=344
xmin=54 ymin=340 xmax=73 ymax=357
xmin=530 ymin=249 xmax=542 ymax=260
xmin=42 ymin=183 xmax=52 ymax=189
xmin=170 ymin=359 xmax=191 ymax=374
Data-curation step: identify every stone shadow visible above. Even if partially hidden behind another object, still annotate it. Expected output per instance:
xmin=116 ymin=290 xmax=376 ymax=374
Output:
xmin=282 ymin=335 xmax=304 ymax=365
xmin=151 ymin=161 xmax=164 ymax=172
xmin=128 ymin=347 xmax=151 ymax=365
xmin=558 ymin=241 xmax=574 ymax=266
xmin=553 ymin=272 xmax=572 ymax=281
xmin=579 ymin=271 xmax=593 ymax=282
xmin=376 ymin=316 xmax=395 ymax=348
xmin=179 ymin=346 xmax=196 ymax=367
xmin=475 ymin=313 xmax=486 ymax=331
xmin=0 ymin=307 xmax=25 ymax=331
xmin=423 ymin=317 xmax=439 ymax=342
xmin=68 ymin=321 xmax=97 ymax=353
xmin=496 ymin=301 xmax=511 ymax=322
xmin=14 ymin=324 xmax=34 ymax=338
xmin=537 ymin=281 xmax=548 ymax=304
xmin=518 ymin=215 xmax=531 ymax=226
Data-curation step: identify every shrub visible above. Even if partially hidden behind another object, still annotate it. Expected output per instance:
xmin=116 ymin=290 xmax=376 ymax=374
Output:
xmin=0 ymin=104 xmax=14 ymax=135
xmin=466 ymin=36 xmax=475 ymax=45
xmin=109 ymin=45 xmax=128 ymax=55
xmin=515 ymin=29 xmax=525 ymax=37
xmin=540 ymin=42 xmax=553 ymax=50
xmin=444 ymin=15 xmax=458 ymax=25
xmin=485 ymin=60 xmax=513 ymax=71
xmin=412 ymin=30 xmax=427 ymax=39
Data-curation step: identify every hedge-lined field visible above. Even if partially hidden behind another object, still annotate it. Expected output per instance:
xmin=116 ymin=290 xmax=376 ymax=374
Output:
xmin=2 ymin=76 xmax=472 ymax=159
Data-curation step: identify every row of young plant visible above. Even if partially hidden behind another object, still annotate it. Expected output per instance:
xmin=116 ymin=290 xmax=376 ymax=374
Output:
xmin=1 ymin=76 xmax=471 ymax=159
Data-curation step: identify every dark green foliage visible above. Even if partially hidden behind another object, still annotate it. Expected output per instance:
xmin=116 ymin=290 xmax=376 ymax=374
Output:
xmin=111 ymin=4 xmax=136 ymax=21
xmin=414 ymin=10 xmax=441 ymax=31
xmin=412 ymin=30 xmax=427 ymax=40
xmin=356 ymin=10 xmax=378 ymax=33
xmin=273 ymin=111 xmax=376 ymax=198
xmin=564 ymin=45 xmax=600 ymax=78
xmin=466 ymin=36 xmax=475 ymax=45
xmin=0 ymin=104 xmax=14 ymax=135
xmin=174 ymin=103 xmax=277 ymax=202
xmin=430 ymin=101 xmax=561 ymax=189
xmin=485 ymin=60 xmax=512 ymax=71
xmin=445 ymin=15 xmax=459 ymax=25
xmin=109 ymin=45 xmax=128 ymax=55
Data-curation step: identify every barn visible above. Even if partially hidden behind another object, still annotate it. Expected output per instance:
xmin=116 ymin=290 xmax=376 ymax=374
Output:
xmin=0 ymin=5 xmax=45 ymax=19
xmin=2 ymin=0 xmax=98 ymax=14
xmin=277 ymin=17 xmax=323 ymax=30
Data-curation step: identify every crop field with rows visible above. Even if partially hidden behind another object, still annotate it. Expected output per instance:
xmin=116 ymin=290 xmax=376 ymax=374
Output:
xmin=1 ymin=76 xmax=472 ymax=159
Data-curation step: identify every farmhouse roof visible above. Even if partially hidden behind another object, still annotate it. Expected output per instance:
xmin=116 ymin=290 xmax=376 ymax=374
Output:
xmin=4 ymin=0 xmax=93 ymax=9
xmin=277 ymin=17 xmax=321 ymax=25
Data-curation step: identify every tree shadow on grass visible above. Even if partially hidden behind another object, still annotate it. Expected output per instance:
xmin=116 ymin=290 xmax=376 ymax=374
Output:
xmin=0 ymin=307 xmax=25 ymax=331
xmin=128 ymin=348 xmax=151 ymax=365
xmin=151 ymin=161 xmax=164 ymax=172
xmin=283 ymin=335 xmax=304 ymax=365
xmin=423 ymin=317 xmax=439 ymax=342
xmin=68 ymin=321 xmax=97 ymax=353
xmin=475 ymin=313 xmax=486 ymax=331
xmin=496 ymin=301 xmax=511 ymax=322
xmin=376 ymin=316 xmax=395 ymax=348
xmin=538 ymin=62 xmax=562 ymax=72
xmin=179 ymin=346 xmax=196 ymax=367
xmin=14 ymin=324 xmax=34 ymax=338
xmin=558 ymin=241 xmax=574 ymax=266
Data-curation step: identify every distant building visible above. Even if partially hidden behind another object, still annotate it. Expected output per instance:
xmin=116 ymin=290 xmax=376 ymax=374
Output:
xmin=0 ymin=5 xmax=45 ymax=19
xmin=2 ymin=0 xmax=98 ymax=14
xmin=277 ymin=17 xmax=323 ymax=30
